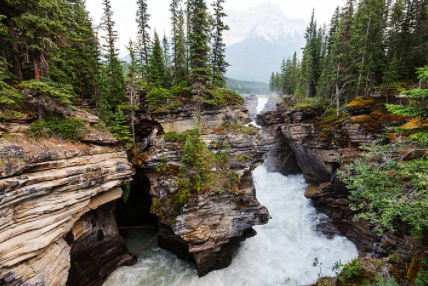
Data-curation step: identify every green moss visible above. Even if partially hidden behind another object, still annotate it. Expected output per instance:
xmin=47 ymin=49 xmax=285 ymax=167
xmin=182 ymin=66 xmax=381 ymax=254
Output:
xmin=314 ymin=111 xmax=349 ymax=141
xmin=213 ymin=122 xmax=258 ymax=135
xmin=352 ymin=115 xmax=380 ymax=133
xmin=347 ymin=96 xmax=376 ymax=113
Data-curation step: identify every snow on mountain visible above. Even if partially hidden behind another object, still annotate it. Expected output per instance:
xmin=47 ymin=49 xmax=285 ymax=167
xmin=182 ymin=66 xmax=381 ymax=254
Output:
xmin=224 ymin=3 xmax=307 ymax=82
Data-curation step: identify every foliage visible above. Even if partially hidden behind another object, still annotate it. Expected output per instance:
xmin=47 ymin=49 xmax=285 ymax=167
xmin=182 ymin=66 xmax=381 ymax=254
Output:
xmin=210 ymin=0 xmax=229 ymax=87
xmin=158 ymin=127 xmax=240 ymax=216
xmin=338 ymin=138 xmax=428 ymax=233
xmin=338 ymin=67 xmax=428 ymax=234
xmin=164 ymin=129 xmax=198 ymax=142
xmin=312 ymin=257 xmax=323 ymax=278
xmin=226 ymin=78 xmax=269 ymax=95
xmin=28 ymin=113 xmax=85 ymax=142
xmin=387 ymin=67 xmax=428 ymax=120
xmin=339 ymin=258 xmax=362 ymax=282
xmin=122 ymin=184 xmax=131 ymax=203
xmin=416 ymin=260 xmax=428 ymax=286
xmin=188 ymin=0 xmax=212 ymax=85
xmin=0 ymin=58 xmax=24 ymax=110
xmin=109 ymin=108 xmax=134 ymax=146
xmin=146 ymin=88 xmax=175 ymax=107
xmin=270 ymin=0 xmax=428 ymax=104
xmin=204 ymin=88 xmax=244 ymax=106
xmin=148 ymin=31 xmax=166 ymax=88
xmin=101 ymin=0 xmax=127 ymax=110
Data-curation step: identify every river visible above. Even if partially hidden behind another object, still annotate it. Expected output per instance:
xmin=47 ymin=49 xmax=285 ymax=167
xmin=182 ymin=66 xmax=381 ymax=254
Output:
xmin=103 ymin=97 xmax=358 ymax=286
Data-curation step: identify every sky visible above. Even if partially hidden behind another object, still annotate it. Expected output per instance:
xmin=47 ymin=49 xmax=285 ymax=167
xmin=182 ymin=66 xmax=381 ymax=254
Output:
xmin=85 ymin=0 xmax=344 ymax=57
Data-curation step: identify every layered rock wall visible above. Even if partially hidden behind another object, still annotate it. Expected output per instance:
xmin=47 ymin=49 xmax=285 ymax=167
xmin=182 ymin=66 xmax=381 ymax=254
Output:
xmin=256 ymin=98 xmax=408 ymax=254
xmin=132 ymin=103 xmax=271 ymax=276
xmin=0 ymin=119 xmax=134 ymax=285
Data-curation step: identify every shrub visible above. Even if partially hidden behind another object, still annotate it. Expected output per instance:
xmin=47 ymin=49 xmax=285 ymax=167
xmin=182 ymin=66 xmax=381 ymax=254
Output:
xmin=146 ymin=88 xmax=174 ymax=107
xmin=340 ymin=258 xmax=362 ymax=282
xmin=204 ymin=88 xmax=244 ymax=106
xmin=28 ymin=113 xmax=85 ymax=142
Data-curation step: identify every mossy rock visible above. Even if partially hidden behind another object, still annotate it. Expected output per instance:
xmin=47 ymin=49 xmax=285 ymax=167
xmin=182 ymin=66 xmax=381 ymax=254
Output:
xmin=351 ymin=115 xmax=380 ymax=134
xmin=346 ymin=96 xmax=376 ymax=115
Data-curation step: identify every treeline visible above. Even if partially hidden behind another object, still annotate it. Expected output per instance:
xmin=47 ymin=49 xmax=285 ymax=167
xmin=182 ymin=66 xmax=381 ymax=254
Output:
xmin=0 ymin=0 xmax=231 ymax=145
xmin=227 ymin=78 xmax=269 ymax=95
xmin=270 ymin=0 xmax=428 ymax=104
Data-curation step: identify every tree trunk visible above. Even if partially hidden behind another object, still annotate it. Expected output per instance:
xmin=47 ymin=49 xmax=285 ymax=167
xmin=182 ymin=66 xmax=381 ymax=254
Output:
xmin=336 ymin=81 xmax=341 ymax=117
xmin=33 ymin=54 xmax=40 ymax=80
xmin=38 ymin=95 xmax=45 ymax=121
xmin=8 ymin=20 xmax=23 ymax=80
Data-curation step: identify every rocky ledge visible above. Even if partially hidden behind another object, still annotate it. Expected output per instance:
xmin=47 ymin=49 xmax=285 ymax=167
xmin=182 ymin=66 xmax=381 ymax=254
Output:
xmin=256 ymin=96 xmax=410 ymax=255
xmin=131 ymin=102 xmax=271 ymax=276
xmin=0 ymin=118 xmax=134 ymax=285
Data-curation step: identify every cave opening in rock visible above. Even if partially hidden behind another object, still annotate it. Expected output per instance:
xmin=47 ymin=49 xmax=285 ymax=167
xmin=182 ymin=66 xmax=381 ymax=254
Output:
xmin=115 ymin=171 xmax=158 ymax=236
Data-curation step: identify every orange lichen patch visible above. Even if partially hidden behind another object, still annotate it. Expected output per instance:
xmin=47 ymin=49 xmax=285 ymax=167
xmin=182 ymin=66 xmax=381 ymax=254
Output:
xmin=352 ymin=115 xmax=380 ymax=133
xmin=402 ymin=118 xmax=428 ymax=130
xmin=408 ymin=257 xmax=423 ymax=284
xmin=387 ymin=133 xmax=400 ymax=142
xmin=213 ymin=126 xmax=226 ymax=134
xmin=369 ymin=110 xmax=387 ymax=119
xmin=347 ymin=96 xmax=376 ymax=114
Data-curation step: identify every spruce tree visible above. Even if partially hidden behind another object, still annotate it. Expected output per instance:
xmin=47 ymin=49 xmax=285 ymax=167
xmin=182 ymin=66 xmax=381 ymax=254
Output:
xmin=170 ymin=0 xmax=182 ymax=85
xmin=148 ymin=31 xmax=166 ymax=88
xmin=101 ymin=0 xmax=126 ymax=112
xmin=136 ymin=0 xmax=151 ymax=80
xmin=211 ymin=0 xmax=230 ymax=87
xmin=176 ymin=8 xmax=188 ymax=84
xmin=163 ymin=32 xmax=173 ymax=89
xmin=126 ymin=39 xmax=138 ymax=148
xmin=188 ymin=0 xmax=211 ymax=85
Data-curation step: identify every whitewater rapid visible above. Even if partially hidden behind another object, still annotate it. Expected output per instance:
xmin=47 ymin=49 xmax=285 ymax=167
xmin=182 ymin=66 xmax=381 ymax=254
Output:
xmin=103 ymin=97 xmax=358 ymax=286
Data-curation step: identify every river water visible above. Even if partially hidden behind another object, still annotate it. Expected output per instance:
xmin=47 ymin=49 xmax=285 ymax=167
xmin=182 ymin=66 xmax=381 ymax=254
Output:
xmin=103 ymin=98 xmax=358 ymax=286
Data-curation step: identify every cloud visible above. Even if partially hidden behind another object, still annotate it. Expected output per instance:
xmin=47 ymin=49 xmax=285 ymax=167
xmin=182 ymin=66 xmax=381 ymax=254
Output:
xmin=85 ymin=0 xmax=343 ymax=57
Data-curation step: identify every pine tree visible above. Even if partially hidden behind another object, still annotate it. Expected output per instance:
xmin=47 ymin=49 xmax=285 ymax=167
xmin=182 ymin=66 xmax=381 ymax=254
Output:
xmin=211 ymin=0 xmax=230 ymax=87
xmin=136 ymin=0 xmax=151 ymax=80
xmin=176 ymin=8 xmax=188 ymax=84
xmin=170 ymin=0 xmax=182 ymax=85
xmin=163 ymin=32 xmax=173 ymax=89
xmin=148 ymin=30 xmax=166 ymax=88
xmin=188 ymin=0 xmax=211 ymax=85
xmin=101 ymin=0 xmax=126 ymax=111
xmin=269 ymin=72 xmax=274 ymax=92
xmin=125 ymin=39 xmax=138 ymax=148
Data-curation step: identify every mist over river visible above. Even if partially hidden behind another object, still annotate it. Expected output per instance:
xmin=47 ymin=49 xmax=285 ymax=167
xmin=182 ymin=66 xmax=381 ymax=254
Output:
xmin=103 ymin=98 xmax=358 ymax=286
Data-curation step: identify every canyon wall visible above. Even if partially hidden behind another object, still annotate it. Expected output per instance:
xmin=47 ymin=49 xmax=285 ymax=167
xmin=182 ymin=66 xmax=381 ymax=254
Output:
xmin=131 ymin=102 xmax=272 ymax=276
xmin=0 ymin=115 xmax=134 ymax=286
xmin=256 ymin=97 xmax=409 ymax=255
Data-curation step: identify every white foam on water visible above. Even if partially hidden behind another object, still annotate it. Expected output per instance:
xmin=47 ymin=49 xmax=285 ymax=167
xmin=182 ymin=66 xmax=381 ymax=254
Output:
xmin=103 ymin=97 xmax=358 ymax=286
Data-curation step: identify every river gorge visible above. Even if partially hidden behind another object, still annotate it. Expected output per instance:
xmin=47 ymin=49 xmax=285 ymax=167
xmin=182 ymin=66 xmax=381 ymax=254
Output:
xmin=102 ymin=97 xmax=358 ymax=286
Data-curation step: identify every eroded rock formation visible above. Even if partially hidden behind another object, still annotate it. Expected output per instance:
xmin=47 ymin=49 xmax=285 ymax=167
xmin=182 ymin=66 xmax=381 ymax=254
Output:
xmin=0 ymin=115 xmax=134 ymax=286
xmin=256 ymin=97 xmax=409 ymax=255
xmin=131 ymin=102 xmax=271 ymax=276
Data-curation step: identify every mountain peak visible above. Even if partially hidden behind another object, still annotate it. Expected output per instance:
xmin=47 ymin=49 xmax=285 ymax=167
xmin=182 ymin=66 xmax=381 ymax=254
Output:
xmin=224 ymin=2 xmax=306 ymax=47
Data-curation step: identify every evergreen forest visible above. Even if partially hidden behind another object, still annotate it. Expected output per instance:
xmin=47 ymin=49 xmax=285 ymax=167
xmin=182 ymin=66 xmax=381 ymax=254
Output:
xmin=0 ymin=0 xmax=234 ymax=146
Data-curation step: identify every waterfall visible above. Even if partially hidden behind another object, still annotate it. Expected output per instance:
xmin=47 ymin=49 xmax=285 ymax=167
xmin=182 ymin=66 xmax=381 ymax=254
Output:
xmin=103 ymin=97 xmax=358 ymax=286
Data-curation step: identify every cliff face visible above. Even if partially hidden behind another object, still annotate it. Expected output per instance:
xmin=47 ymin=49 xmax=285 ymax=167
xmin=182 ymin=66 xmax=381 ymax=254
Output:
xmin=0 ymin=116 xmax=134 ymax=286
xmin=132 ymin=103 xmax=271 ymax=276
xmin=256 ymin=98 xmax=409 ymax=255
